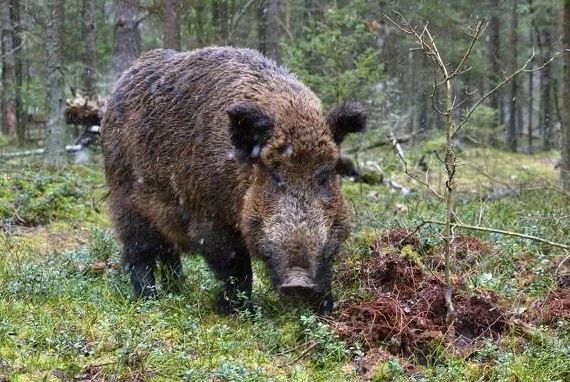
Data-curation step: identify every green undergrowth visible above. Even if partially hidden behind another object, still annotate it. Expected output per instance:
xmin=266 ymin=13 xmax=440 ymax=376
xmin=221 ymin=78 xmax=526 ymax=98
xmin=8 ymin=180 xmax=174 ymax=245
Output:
xmin=0 ymin=232 xmax=358 ymax=381
xmin=1 ymin=148 xmax=569 ymax=381
xmin=0 ymin=162 xmax=107 ymax=228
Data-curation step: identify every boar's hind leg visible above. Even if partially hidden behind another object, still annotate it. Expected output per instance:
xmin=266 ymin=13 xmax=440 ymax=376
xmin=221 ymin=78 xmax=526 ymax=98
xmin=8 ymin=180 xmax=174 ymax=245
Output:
xmin=117 ymin=209 xmax=175 ymax=299
xmin=200 ymin=230 xmax=253 ymax=314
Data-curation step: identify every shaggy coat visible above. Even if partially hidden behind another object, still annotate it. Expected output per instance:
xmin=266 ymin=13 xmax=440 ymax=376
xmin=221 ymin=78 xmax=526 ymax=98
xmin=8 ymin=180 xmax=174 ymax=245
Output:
xmin=101 ymin=47 xmax=365 ymax=314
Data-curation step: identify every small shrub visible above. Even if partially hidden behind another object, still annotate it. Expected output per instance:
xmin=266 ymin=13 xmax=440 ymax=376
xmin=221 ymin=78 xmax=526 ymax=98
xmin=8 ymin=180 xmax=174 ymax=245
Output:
xmin=283 ymin=0 xmax=383 ymax=107
xmin=299 ymin=314 xmax=349 ymax=364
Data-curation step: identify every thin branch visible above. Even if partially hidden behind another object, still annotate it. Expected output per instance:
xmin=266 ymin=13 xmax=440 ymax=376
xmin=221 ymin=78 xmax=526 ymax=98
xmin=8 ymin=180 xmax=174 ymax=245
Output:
xmin=288 ymin=342 xmax=318 ymax=365
xmin=346 ymin=130 xmax=422 ymax=154
xmin=0 ymin=35 xmax=26 ymax=59
xmin=389 ymin=131 xmax=445 ymax=200
xmin=424 ymin=220 xmax=570 ymax=250
xmin=453 ymin=51 xmax=563 ymax=138
xmin=445 ymin=21 xmax=487 ymax=83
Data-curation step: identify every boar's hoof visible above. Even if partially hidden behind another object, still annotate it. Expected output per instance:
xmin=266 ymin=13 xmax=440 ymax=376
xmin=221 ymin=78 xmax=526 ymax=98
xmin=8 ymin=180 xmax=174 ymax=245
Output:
xmin=127 ymin=263 xmax=157 ymax=300
xmin=316 ymin=294 xmax=334 ymax=316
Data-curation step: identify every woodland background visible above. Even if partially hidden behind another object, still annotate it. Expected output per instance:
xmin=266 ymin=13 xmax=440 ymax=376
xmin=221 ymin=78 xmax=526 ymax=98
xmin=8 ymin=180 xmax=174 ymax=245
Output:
xmin=0 ymin=0 xmax=569 ymax=173
xmin=1 ymin=1 xmax=570 ymax=381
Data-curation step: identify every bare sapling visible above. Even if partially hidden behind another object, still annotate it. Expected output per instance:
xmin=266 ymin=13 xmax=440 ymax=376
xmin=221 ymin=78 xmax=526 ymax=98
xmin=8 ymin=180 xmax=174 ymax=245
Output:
xmin=385 ymin=14 xmax=550 ymax=331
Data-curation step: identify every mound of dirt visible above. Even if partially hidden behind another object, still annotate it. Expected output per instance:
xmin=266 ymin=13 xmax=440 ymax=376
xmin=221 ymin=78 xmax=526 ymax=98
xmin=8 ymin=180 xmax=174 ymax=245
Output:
xmin=455 ymin=295 xmax=506 ymax=339
xmin=372 ymin=228 xmax=421 ymax=251
xmin=424 ymin=235 xmax=491 ymax=271
xmin=532 ymin=287 xmax=570 ymax=324
xmin=333 ymin=253 xmax=507 ymax=359
xmin=365 ymin=255 xmax=423 ymax=297
xmin=452 ymin=235 xmax=490 ymax=257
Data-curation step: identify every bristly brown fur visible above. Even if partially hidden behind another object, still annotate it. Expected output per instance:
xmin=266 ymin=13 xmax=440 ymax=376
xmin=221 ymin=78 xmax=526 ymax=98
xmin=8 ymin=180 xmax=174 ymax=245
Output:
xmin=101 ymin=46 xmax=366 ymax=314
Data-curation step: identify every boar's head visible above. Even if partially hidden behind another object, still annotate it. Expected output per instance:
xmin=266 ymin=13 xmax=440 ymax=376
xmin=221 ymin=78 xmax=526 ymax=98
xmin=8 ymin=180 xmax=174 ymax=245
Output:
xmin=227 ymin=101 xmax=366 ymax=314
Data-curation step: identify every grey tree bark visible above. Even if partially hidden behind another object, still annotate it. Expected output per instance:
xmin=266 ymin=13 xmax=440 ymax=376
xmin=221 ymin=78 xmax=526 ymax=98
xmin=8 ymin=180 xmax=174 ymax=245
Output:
xmin=539 ymin=28 xmax=553 ymax=150
xmin=212 ymin=0 xmax=229 ymax=44
xmin=83 ymin=0 xmax=97 ymax=98
xmin=561 ymin=0 xmax=570 ymax=190
xmin=161 ymin=0 xmax=181 ymax=50
xmin=112 ymin=0 xmax=141 ymax=81
xmin=1 ymin=1 xmax=18 ymax=140
xmin=527 ymin=0 xmax=535 ymax=151
xmin=507 ymin=0 xmax=518 ymax=151
xmin=488 ymin=0 xmax=502 ymax=128
xmin=45 ymin=0 xmax=66 ymax=167
xmin=11 ymin=0 xmax=24 ymax=143
xmin=258 ymin=0 xmax=281 ymax=61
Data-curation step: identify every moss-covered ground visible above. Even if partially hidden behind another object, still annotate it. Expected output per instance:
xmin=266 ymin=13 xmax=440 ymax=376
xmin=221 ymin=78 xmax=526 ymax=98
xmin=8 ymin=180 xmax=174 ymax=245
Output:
xmin=1 ymin=143 xmax=568 ymax=381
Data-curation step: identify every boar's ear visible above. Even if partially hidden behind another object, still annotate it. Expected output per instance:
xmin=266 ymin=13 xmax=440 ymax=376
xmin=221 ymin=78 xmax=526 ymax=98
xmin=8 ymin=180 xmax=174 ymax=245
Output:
xmin=227 ymin=102 xmax=274 ymax=162
xmin=326 ymin=102 xmax=367 ymax=144
xmin=336 ymin=155 xmax=361 ymax=178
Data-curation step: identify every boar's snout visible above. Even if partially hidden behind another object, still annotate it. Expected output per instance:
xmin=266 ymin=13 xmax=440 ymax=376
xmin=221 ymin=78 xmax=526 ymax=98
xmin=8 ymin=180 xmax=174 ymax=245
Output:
xmin=278 ymin=267 xmax=317 ymax=296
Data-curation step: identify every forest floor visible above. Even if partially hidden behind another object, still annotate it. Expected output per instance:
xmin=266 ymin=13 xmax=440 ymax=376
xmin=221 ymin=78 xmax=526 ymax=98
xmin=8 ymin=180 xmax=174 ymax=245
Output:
xmin=1 ymin=139 xmax=569 ymax=381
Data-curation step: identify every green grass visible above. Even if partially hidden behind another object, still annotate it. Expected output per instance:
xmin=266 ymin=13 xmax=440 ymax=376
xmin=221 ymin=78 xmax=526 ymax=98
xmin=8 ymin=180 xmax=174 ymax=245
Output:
xmin=1 ymin=145 xmax=569 ymax=381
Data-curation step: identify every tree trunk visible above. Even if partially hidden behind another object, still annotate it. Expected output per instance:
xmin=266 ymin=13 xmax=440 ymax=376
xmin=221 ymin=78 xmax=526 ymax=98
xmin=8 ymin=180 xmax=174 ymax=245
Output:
xmin=409 ymin=50 xmax=417 ymax=141
xmin=11 ymin=0 xmax=24 ymax=144
xmin=112 ymin=0 xmax=141 ymax=81
xmin=540 ymin=28 xmax=553 ymax=151
xmin=45 ymin=0 xmax=66 ymax=167
xmin=561 ymin=0 xmax=570 ymax=190
xmin=212 ymin=0 xmax=229 ymax=44
xmin=488 ymin=0 xmax=501 ymax=128
xmin=161 ymin=0 xmax=181 ymax=50
xmin=83 ymin=0 xmax=97 ymax=99
xmin=1 ymin=1 xmax=18 ymax=140
xmin=258 ymin=0 xmax=281 ymax=61
xmin=528 ymin=0 xmax=534 ymax=151
xmin=194 ymin=1 xmax=205 ymax=47
xmin=507 ymin=0 xmax=518 ymax=151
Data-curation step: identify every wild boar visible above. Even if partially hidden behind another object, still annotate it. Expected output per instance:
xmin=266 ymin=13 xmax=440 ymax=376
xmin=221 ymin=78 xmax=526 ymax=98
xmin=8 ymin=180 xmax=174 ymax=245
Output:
xmin=100 ymin=47 xmax=366 ymax=315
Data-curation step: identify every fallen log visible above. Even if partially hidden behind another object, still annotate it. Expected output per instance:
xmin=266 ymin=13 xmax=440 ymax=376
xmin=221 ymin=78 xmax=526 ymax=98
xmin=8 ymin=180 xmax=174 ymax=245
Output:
xmin=65 ymin=95 xmax=106 ymax=126
xmin=1 ymin=125 xmax=100 ymax=159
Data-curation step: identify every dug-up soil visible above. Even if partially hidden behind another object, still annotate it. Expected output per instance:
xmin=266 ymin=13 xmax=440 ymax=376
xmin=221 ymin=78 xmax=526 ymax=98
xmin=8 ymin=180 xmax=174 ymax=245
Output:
xmin=332 ymin=230 xmax=508 ymax=364
xmin=334 ymin=228 xmax=570 ymax=379
xmin=532 ymin=287 xmax=570 ymax=324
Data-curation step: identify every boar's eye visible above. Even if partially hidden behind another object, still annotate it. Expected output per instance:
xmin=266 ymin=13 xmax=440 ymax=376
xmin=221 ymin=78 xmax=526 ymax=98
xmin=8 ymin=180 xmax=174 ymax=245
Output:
xmin=270 ymin=170 xmax=285 ymax=189
xmin=315 ymin=170 xmax=334 ymax=196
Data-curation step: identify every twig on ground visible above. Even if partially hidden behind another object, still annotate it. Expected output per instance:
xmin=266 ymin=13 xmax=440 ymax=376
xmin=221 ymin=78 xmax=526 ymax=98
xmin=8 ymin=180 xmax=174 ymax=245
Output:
xmin=556 ymin=252 xmax=570 ymax=276
xmin=289 ymin=341 xmax=318 ymax=365
xmin=424 ymin=220 xmax=570 ymax=250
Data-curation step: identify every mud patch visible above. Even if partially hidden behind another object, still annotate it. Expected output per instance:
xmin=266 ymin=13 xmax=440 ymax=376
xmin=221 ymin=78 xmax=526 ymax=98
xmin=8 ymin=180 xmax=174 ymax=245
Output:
xmin=365 ymin=255 xmax=423 ymax=297
xmin=454 ymin=294 xmax=506 ymax=349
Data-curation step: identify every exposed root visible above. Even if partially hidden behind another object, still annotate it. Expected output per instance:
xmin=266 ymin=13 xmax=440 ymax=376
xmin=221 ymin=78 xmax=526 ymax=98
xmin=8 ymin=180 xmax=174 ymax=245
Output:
xmin=332 ymin=251 xmax=507 ymax=360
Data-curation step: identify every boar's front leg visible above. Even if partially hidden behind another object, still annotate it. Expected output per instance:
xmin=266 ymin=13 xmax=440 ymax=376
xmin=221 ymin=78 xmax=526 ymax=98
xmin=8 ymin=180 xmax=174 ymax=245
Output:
xmin=199 ymin=227 xmax=253 ymax=314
